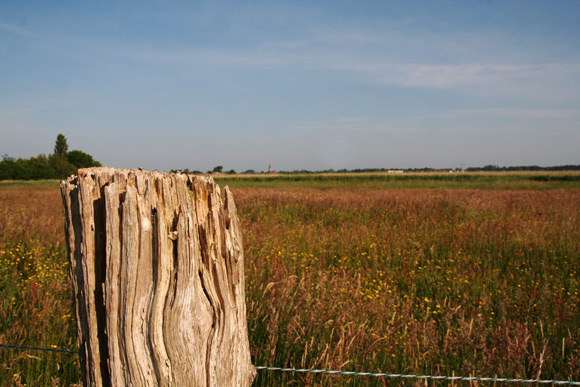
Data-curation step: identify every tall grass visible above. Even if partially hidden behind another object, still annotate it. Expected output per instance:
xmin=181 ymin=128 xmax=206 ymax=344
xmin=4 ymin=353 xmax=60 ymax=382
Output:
xmin=0 ymin=180 xmax=579 ymax=385
xmin=237 ymin=188 xmax=580 ymax=385
xmin=0 ymin=186 xmax=79 ymax=386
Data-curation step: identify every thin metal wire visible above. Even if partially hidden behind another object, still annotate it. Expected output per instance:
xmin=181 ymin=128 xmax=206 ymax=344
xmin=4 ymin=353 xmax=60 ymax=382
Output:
xmin=255 ymin=366 xmax=580 ymax=385
xmin=3 ymin=344 xmax=579 ymax=385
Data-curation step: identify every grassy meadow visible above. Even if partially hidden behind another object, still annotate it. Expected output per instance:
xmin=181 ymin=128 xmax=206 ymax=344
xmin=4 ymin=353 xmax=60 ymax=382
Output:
xmin=1 ymin=173 xmax=579 ymax=385
xmin=0 ymin=184 xmax=79 ymax=386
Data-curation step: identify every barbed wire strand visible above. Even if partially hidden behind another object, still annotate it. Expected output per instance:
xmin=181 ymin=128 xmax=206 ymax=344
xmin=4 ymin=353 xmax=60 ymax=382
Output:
xmin=255 ymin=366 xmax=580 ymax=385
xmin=2 ymin=344 xmax=579 ymax=385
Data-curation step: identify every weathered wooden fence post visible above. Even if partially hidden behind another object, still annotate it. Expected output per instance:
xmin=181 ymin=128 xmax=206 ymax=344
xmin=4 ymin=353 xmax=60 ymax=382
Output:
xmin=61 ymin=167 xmax=256 ymax=386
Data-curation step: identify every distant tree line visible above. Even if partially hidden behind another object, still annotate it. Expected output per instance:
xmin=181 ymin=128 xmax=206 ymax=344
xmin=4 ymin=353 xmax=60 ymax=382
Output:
xmin=465 ymin=164 xmax=580 ymax=172
xmin=0 ymin=134 xmax=101 ymax=180
xmin=172 ymin=164 xmax=580 ymax=176
xmin=170 ymin=166 xmax=240 ymax=175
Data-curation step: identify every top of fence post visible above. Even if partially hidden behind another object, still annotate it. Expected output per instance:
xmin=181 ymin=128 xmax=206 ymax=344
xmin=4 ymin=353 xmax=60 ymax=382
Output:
xmin=61 ymin=167 xmax=255 ymax=386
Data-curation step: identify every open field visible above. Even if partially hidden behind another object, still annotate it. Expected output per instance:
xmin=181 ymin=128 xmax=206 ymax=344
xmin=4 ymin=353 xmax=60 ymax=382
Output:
xmin=215 ymin=171 xmax=580 ymax=190
xmin=1 ymin=173 xmax=579 ymax=385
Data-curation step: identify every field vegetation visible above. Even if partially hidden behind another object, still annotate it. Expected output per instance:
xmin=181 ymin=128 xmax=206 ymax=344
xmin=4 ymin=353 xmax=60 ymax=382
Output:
xmin=0 ymin=173 xmax=579 ymax=386
xmin=0 ymin=185 xmax=79 ymax=386
xmin=215 ymin=171 xmax=580 ymax=190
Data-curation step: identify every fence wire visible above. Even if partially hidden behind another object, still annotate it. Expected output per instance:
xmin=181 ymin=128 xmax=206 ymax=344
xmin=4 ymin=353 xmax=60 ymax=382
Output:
xmin=255 ymin=365 xmax=580 ymax=385
xmin=2 ymin=343 xmax=580 ymax=385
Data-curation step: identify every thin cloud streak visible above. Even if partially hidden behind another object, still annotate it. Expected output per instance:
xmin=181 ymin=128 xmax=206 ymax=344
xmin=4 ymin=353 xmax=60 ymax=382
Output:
xmin=430 ymin=108 xmax=580 ymax=120
xmin=100 ymin=32 xmax=580 ymax=101
xmin=0 ymin=21 xmax=35 ymax=37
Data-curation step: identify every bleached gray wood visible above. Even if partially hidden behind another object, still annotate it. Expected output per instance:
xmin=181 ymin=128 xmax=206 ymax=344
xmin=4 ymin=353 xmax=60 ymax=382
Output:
xmin=61 ymin=167 xmax=255 ymax=386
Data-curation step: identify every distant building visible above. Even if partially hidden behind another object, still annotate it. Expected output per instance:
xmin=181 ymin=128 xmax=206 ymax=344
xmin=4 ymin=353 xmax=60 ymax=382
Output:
xmin=269 ymin=164 xmax=277 ymax=174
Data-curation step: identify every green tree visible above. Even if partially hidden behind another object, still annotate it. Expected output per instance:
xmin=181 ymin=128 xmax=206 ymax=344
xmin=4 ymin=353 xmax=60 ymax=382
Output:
xmin=0 ymin=136 xmax=103 ymax=180
xmin=49 ymin=134 xmax=76 ymax=178
xmin=67 ymin=150 xmax=102 ymax=168
xmin=49 ymin=153 xmax=75 ymax=179
xmin=28 ymin=154 xmax=52 ymax=179
xmin=0 ymin=155 xmax=16 ymax=180
xmin=54 ymin=134 xmax=69 ymax=158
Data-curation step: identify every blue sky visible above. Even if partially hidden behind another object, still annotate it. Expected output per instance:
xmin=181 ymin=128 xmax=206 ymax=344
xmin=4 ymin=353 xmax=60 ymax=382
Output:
xmin=1 ymin=1 xmax=579 ymax=172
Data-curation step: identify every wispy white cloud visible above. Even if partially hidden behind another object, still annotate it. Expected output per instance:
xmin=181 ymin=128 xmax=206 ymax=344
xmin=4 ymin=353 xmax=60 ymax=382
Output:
xmin=0 ymin=21 xmax=35 ymax=37
xmin=345 ymin=62 xmax=580 ymax=101
xmin=430 ymin=108 xmax=580 ymax=119
xmin=91 ymin=22 xmax=580 ymax=103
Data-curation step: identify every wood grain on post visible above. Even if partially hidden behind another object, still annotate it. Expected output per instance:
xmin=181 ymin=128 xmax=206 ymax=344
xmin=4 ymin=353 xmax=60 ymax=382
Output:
xmin=61 ymin=167 xmax=255 ymax=386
